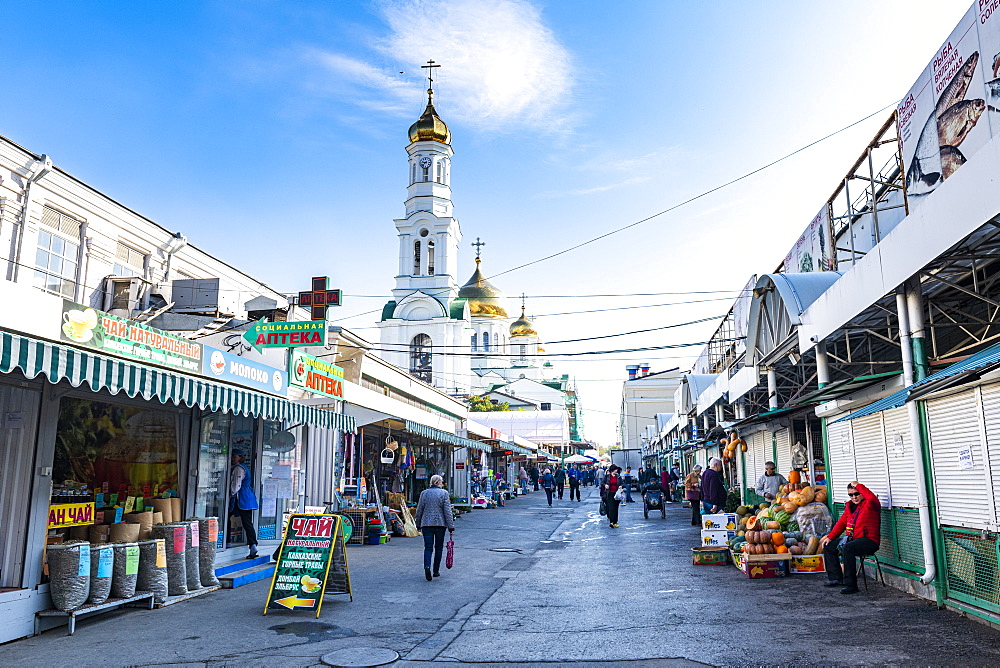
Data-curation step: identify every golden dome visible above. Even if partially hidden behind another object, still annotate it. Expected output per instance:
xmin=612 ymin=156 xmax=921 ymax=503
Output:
xmin=408 ymin=89 xmax=451 ymax=144
xmin=510 ymin=306 xmax=537 ymax=337
xmin=458 ymin=258 xmax=508 ymax=318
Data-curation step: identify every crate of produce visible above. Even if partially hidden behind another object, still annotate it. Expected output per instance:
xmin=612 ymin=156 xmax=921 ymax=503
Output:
xmin=700 ymin=530 xmax=736 ymax=546
xmin=790 ymin=554 xmax=825 ymax=574
xmin=736 ymin=552 xmax=791 ymax=579
xmin=691 ymin=546 xmax=730 ymax=565
xmin=701 ymin=513 xmax=738 ymax=531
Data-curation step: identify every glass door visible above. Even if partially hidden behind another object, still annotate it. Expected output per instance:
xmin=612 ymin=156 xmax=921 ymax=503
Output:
xmin=195 ymin=412 xmax=258 ymax=550
xmin=258 ymin=420 xmax=303 ymax=541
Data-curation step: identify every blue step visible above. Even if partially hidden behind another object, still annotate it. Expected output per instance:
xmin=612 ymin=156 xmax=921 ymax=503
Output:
xmin=218 ymin=562 xmax=275 ymax=589
xmin=215 ymin=555 xmax=270 ymax=577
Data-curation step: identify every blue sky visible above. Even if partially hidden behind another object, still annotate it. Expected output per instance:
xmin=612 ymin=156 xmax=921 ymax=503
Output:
xmin=5 ymin=0 xmax=973 ymax=446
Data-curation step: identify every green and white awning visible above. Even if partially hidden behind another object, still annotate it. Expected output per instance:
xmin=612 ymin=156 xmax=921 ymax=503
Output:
xmin=405 ymin=420 xmax=490 ymax=453
xmin=0 ymin=331 xmax=354 ymax=431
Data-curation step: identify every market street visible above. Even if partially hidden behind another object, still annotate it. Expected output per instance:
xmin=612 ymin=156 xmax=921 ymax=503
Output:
xmin=4 ymin=488 xmax=1000 ymax=667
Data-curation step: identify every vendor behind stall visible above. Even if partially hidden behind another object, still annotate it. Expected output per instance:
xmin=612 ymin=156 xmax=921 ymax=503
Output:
xmin=755 ymin=461 xmax=788 ymax=501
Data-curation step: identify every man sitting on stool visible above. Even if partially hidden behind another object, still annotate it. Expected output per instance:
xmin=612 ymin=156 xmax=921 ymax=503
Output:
xmin=820 ymin=480 xmax=880 ymax=594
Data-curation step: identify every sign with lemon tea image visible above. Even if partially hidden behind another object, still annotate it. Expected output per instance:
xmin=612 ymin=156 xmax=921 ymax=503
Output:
xmin=264 ymin=514 xmax=352 ymax=617
xmin=60 ymin=301 xmax=202 ymax=372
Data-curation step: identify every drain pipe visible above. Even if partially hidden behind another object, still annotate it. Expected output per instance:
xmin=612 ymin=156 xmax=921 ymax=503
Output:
xmin=767 ymin=368 xmax=778 ymax=409
xmin=10 ymin=155 xmax=53 ymax=282
xmin=896 ymin=287 xmax=937 ymax=586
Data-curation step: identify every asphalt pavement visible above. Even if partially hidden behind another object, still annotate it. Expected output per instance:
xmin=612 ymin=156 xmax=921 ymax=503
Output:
xmin=4 ymin=486 xmax=1000 ymax=667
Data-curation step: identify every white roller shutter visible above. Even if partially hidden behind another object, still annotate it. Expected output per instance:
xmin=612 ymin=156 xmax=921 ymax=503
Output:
xmin=851 ymin=413 xmax=890 ymax=508
xmin=926 ymin=389 xmax=992 ymax=529
xmin=774 ymin=428 xmax=793 ymax=479
xmin=747 ymin=430 xmax=766 ymax=492
xmin=882 ymin=406 xmax=919 ymax=508
xmin=825 ymin=416 xmax=857 ymax=504
xmin=977 ymin=382 xmax=1000 ymax=527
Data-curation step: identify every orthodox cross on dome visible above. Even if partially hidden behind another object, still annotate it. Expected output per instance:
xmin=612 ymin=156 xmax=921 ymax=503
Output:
xmin=471 ymin=237 xmax=486 ymax=260
xmin=520 ymin=293 xmax=527 ymax=310
xmin=421 ymin=59 xmax=441 ymax=99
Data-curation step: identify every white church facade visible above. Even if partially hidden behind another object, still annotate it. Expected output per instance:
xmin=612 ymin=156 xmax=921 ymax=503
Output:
xmin=376 ymin=85 xmax=550 ymax=397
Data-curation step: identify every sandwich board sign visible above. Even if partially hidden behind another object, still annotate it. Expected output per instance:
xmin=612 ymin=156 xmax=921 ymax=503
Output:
xmin=263 ymin=514 xmax=353 ymax=617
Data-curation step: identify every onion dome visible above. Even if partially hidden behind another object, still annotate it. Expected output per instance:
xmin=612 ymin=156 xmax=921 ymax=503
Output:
xmin=408 ymin=89 xmax=451 ymax=144
xmin=510 ymin=306 xmax=537 ymax=337
xmin=458 ymin=258 xmax=508 ymax=317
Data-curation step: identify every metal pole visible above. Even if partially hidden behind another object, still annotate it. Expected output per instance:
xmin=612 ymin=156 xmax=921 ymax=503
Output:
xmin=844 ymin=178 xmax=856 ymax=266
xmin=815 ymin=342 xmax=831 ymax=388
xmin=868 ymin=147 xmax=881 ymax=244
xmin=767 ymin=368 xmax=778 ymax=410
xmin=906 ymin=278 xmax=929 ymax=381
xmin=896 ymin=288 xmax=937 ymax=586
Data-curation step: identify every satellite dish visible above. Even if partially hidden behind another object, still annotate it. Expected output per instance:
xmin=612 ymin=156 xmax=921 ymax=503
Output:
xmin=270 ymin=430 xmax=297 ymax=453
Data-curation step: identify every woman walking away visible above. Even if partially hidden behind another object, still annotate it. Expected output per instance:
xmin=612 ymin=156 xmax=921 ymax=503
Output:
xmin=415 ymin=474 xmax=454 ymax=581
xmin=518 ymin=466 xmax=529 ymax=494
xmin=541 ymin=468 xmax=555 ymax=506
xmin=685 ymin=465 xmax=703 ymax=526
xmin=602 ymin=465 xmax=623 ymax=528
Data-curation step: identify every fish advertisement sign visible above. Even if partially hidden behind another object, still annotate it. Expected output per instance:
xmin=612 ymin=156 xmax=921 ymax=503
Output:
xmin=900 ymin=5 xmax=991 ymax=202
xmin=783 ymin=206 xmax=834 ymax=274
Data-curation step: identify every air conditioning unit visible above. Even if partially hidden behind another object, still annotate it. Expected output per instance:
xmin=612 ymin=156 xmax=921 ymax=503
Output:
xmin=103 ymin=277 xmax=148 ymax=316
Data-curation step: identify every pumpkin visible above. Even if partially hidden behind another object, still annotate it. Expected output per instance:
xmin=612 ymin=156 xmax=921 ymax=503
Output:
xmin=758 ymin=503 xmax=769 ymax=510
xmin=771 ymin=531 xmax=785 ymax=546
xmin=782 ymin=501 xmax=797 ymax=514
xmin=815 ymin=490 xmax=828 ymax=504
xmin=788 ymin=545 xmax=803 ymax=555
xmin=804 ymin=536 xmax=820 ymax=555
xmin=745 ymin=517 xmax=760 ymax=531
xmin=798 ymin=486 xmax=815 ymax=504
xmin=765 ymin=520 xmax=781 ymax=530
xmin=788 ymin=491 xmax=802 ymax=505
xmin=775 ymin=545 xmax=789 ymax=554
xmin=741 ymin=442 xmax=748 ymax=452
xmin=742 ymin=543 xmax=751 ymax=553
xmin=788 ymin=470 xmax=801 ymax=485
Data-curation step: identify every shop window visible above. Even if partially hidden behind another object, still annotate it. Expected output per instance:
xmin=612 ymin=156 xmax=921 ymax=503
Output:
xmin=471 ymin=333 xmax=477 ymax=352
xmin=427 ymin=240 xmax=435 ymax=275
xmin=413 ymin=240 xmax=421 ymax=275
xmin=34 ymin=228 xmax=79 ymax=298
xmin=541 ymin=403 xmax=552 ymax=411
xmin=410 ymin=333 xmax=432 ymax=382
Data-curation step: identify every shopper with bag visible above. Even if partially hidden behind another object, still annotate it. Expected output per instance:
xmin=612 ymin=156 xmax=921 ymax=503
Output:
xmin=602 ymin=465 xmax=624 ymax=528
xmin=415 ymin=474 xmax=455 ymax=581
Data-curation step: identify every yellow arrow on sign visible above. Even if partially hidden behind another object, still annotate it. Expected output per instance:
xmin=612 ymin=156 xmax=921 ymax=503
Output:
xmin=274 ymin=595 xmax=317 ymax=609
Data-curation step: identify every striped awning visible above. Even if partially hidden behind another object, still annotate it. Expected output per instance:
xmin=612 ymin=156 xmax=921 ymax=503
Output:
xmin=404 ymin=420 xmax=490 ymax=453
xmin=1 ymin=331 xmax=354 ymax=431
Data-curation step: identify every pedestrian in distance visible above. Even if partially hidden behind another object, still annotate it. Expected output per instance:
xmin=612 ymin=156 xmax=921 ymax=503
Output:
xmin=661 ymin=467 xmax=673 ymax=502
xmin=568 ymin=467 xmax=581 ymax=501
xmin=602 ymin=465 xmax=624 ymax=528
xmin=685 ymin=465 xmax=703 ymax=526
xmin=530 ymin=465 xmax=540 ymax=491
xmin=755 ymin=461 xmax=788 ymax=501
xmin=541 ymin=468 xmax=555 ymax=506
xmin=228 ymin=449 xmax=259 ymax=559
xmin=414 ymin=474 xmax=455 ymax=581
xmin=670 ymin=463 xmax=682 ymax=501
xmin=518 ymin=466 xmax=529 ymax=494
xmin=623 ymin=466 xmax=636 ymax=503
xmin=554 ymin=466 xmax=567 ymax=500
xmin=821 ymin=481 xmax=881 ymax=594
xmin=595 ymin=466 xmax=606 ymax=490
xmin=700 ymin=458 xmax=727 ymax=514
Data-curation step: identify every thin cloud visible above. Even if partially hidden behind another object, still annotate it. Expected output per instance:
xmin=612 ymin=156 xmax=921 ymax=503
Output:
xmin=302 ymin=0 xmax=575 ymax=135
xmin=535 ymin=176 xmax=651 ymax=199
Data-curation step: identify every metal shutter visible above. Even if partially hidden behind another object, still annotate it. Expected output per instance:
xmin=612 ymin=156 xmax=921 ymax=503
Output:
xmin=882 ymin=406 xmax=919 ymax=508
xmin=825 ymin=416 xmax=857 ymax=504
xmin=774 ymin=428 xmax=793 ymax=478
xmin=977 ymin=382 xmax=1000 ymax=528
xmin=747 ymin=430 xmax=766 ymax=492
xmin=851 ymin=413 xmax=890 ymax=508
xmin=926 ymin=389 xmax=992 ymax=529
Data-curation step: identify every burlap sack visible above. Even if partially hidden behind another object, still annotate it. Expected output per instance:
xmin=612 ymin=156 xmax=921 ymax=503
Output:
xmin=109 ymin=523 xmax=140 ymax=543
xmin=125 ymin=511 xmax=154 ymax=539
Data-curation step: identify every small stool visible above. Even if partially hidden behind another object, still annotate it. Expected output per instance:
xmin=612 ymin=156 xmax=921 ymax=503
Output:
xmin=856 ymin=553 xmax=886 ymax=590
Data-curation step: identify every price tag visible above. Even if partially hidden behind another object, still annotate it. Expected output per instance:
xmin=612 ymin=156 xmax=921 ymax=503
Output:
xmin=97 ymin=547 xmax=113 ymax=578
xmin=124 ymin=497 xmax=136 ymax=513
xmin=77 ymin=544 xmax=91 ymax=577
xmin=207 ymin=517 xmax=219 ymax=542
xmin=109 ymin=493 xmax=119 ymax=507
xmin=125 ymin=545 xmax=140 ymax=576
xmin=190 ymin=521 xmax=199 ymax=547
xmin=135 ymin=497 xmax=144 ymax=514
xmin=114 ymin=507 xmax=124 ymax=523
xmin=95 ymin=493 xmax=105 ymax=507
xmin=155 ymin=540 xmax=167 ymax=568
xmin=173 ymin=526 xmax=186 ymax=553
xmin=102 ymin=481 xmax=109 ymax=494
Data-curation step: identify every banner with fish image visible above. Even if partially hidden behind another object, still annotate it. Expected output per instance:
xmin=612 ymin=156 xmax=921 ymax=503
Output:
xmin=977 ymin=0 xmax=1000 ymax=133
xmin=900 ymin=5 xmax=990 ymax=202
xmin=783 ymin=205 xmax=834 ymax=274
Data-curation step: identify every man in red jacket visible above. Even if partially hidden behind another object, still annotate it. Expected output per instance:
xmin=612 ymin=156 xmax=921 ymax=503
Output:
xmin=820 ymin=481 xmax=880 ymax=594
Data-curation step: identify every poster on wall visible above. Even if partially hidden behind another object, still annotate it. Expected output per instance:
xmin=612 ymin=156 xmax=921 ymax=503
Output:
xmin=900 ymin=5 xmax=990 ymax=202
xmin=783 ymin=206 xmax=834 ymax=274
xmin=60 ymin=300 xmax=202 ymax=372
xmin=977 ymin=0 xmax=1000 ymax=131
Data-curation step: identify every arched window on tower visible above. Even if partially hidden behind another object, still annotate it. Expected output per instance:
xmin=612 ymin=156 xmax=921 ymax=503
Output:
xmin=411 ymin=162 xmax=416 ymax=184
xmin=410 ymin=334 xmax=432 ymax=382
xmin=482 ymin=331 xmax=490 ymax=352
xmin=471 ymin=333 xmax=477 ymax=352
xmin=422 ymin=163 xmax=430 ymax=181
xmin=436 ymin=161 xmax=443 ymax=183
xmin=413 ymin=240 xmax=421 ymax=275
xmin=427 ymin=240 xmax=435 ymax=275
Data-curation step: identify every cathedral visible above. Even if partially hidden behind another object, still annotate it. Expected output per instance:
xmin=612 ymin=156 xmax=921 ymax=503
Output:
xmin=375 ymin=84 xmax=548 ymax=397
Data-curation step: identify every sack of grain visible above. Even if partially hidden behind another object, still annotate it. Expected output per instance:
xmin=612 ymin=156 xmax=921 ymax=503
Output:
xmin=196 ymin=518 xmax=220 ymax=587
xmin=47 ymin=542 xmax=91 ymax=611
xmin=151 ymin=524 xmax=187 ymax=596
xmin=88 ymin=543 xmax=114 ymax=604
xmin=136 ymin=539 xmax=168 ymax=604
xmin=111 ymin=542 xmax=140 ymax=598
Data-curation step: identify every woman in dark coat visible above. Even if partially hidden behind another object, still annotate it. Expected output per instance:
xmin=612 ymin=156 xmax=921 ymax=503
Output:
xmin=602 ymin=465 xmax=623 ymax=528
xmin=415 ymin=474 xmax=455 ymax=581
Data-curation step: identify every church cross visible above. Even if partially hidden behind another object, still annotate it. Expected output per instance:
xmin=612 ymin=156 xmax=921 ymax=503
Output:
xmin=472 ymin=237 xmax=486 ymax=259
xmin=421 ymin=60 xmax=441 ymax=93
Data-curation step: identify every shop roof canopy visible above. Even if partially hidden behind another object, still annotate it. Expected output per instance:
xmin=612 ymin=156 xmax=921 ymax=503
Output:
xmin=793 ymin=371 xmax=901 ymax=405
xmin=0 ymin=331 xmax=354 ymax=431
xmin=404 ymin=419 xmax=490 ymax=453
xmin=831 ymin=341 xmax=1000 ymax=424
